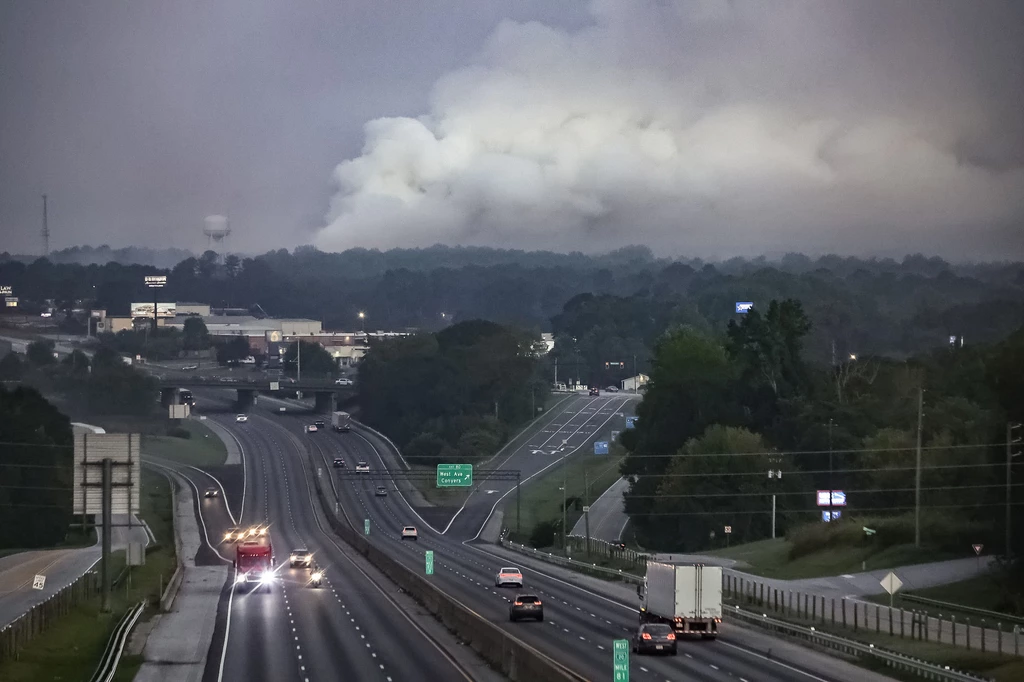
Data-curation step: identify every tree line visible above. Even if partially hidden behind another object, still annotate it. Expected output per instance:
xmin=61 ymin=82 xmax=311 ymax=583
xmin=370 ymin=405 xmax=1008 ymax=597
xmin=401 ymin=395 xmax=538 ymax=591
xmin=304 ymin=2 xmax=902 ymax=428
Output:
xmin=357 ymin=320 xmax=549 ymax=467
xmin=619 ymin=299 xmax=1024 ymax=575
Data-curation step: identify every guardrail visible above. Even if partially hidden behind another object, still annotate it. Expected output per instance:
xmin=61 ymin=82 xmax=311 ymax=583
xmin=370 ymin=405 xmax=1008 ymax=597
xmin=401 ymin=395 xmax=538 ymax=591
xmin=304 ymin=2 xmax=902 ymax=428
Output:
xmin=0 ymin=569 xmax=100 ymax=663
xmin=565 ymin=534 xmax=649 ymax=568
xmin=899 ymin=594 xmax=1024 ymax=626
xmin=309 ymin=456 xmax=586 ymax=681
xmin=89 ymin=601 xmax=146 ymax=682
xmin=730 ymin=605 xmax=993 ymax=682
xmin=499 ymin=534 xmax=645 ymax=584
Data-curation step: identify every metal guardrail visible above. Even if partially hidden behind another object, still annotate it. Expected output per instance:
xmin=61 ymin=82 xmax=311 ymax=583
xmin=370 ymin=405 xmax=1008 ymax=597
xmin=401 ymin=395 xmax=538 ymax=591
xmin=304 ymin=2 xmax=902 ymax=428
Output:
xmin=499 ymin=534 xmax=645 ymax=584
xmin=730 ymin=605 xmax=993 ymax=682
xmin=899 ymin=594 xmax=1024 ymax=626
xmin=89 ymin=601 xmax=146 ymax=682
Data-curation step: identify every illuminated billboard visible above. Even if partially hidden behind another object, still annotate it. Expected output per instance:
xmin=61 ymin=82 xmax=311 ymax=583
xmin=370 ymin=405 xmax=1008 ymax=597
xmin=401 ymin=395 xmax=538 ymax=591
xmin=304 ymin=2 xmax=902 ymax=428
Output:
xmin=130 ymin=302 xmax=177 ymax=319
xmin=816 ymin=490 xmax=847 ymax=507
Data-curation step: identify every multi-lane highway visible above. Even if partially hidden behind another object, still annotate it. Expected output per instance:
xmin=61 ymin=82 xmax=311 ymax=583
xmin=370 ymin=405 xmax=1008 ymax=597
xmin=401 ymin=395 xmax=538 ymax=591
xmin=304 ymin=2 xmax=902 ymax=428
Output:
xmin=176 ymin=388 xmax=893 ymax=682
xmin=161 ymin=391 xmax=485 ymax=682
xmin=247 ymin=394 xmax=891 ymax=682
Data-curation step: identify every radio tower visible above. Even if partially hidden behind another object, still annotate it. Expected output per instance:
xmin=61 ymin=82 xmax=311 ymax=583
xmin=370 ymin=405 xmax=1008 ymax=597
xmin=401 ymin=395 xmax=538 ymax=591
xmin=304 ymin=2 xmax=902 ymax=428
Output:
xmin=42 ymin=194 xmax=50 ymax=256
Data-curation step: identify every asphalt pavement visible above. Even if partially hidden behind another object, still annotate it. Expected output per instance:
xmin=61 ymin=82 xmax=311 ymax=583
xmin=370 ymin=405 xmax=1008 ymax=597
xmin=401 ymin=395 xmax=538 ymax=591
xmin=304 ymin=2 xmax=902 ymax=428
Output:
xmin=179 ymin=390 xmax=491 ymax=682
xmin=0 ymin=514 xmax=150 ymax=629
xmin=267 ymin=397 xmax=895 ymax=682
xmin=570 ymin=476 xmax=630 ymax=542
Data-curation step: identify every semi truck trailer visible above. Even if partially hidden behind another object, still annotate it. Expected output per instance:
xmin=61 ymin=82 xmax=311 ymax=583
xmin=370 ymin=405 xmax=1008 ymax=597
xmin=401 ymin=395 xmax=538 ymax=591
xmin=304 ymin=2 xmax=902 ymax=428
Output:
xmin=639 ymin=562 xmax=722 ymax=638
xmin=331 ymin=411 xmax=351 ymax=432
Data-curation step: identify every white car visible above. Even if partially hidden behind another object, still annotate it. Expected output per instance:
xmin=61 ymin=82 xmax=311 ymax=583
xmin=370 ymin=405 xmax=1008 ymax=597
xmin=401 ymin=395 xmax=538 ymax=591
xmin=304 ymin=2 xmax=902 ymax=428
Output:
xmin=305 ymin=424 xmax=318 ymax=433
xmin=236 ymin=414 xmax=248 ymax=423
xmin=355 ymin=461 xmax=370 ymax=473
xmin=334 ymin=377 xmax=354 ymax=386
xmin=401 ymin=526 xmax=418 ymax=541
xmin=495 ymin=567 xmax=524 ymax=587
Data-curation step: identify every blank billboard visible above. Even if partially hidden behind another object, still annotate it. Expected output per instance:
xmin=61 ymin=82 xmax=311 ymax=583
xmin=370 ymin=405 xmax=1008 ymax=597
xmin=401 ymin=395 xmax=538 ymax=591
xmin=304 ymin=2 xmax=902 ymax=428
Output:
xmin=73 ymin=433 xmax=141 ymax=516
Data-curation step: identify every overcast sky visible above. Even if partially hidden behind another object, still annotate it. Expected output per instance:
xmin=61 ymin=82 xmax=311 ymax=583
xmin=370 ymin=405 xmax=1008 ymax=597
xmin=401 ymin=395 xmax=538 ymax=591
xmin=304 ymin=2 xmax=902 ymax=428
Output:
xmin=2 ymin=1 xmax=1022 ymax=260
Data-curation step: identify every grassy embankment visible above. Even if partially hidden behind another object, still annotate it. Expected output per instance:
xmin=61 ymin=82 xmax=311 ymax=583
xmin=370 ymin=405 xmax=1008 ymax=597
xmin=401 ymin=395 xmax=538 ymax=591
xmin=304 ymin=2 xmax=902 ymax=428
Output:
xmin=0 ymin=468 xmax=176 ymax=682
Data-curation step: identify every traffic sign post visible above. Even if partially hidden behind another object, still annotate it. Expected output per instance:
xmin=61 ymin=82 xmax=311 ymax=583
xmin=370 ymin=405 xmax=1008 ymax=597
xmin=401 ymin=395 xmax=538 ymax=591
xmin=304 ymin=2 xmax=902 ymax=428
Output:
xmin=32 ymin=575 xmax=45 ymax=590
xmin=974 ymin=543 xmax=984 ymax=572
xmin=625 ymin=416 xmax=638 ymax=429
xmin=594 ymin=441 xmax=609 ymax=455
xmin=425 ymin=550 xmax=434 ymax=576
xmin=880 ymin=571 xmax=903 ymax=608
xmin=613 ymin=638 xmax=629 ymax=681
xmin=364 ymin=519 xmax=370 ymax=535
xmin=436 ymin=463 xmax=473 ymax=487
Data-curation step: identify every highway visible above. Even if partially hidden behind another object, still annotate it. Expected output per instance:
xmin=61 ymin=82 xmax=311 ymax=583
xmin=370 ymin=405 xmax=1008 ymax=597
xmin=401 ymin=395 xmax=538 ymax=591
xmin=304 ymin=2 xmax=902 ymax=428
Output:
xmin=184 ymin=388 xmax=893 ymax=682
xmin=177 ymin=391 xmax=480 ymax=682
xmin=247 ymin=396 xmax=890 ymax=682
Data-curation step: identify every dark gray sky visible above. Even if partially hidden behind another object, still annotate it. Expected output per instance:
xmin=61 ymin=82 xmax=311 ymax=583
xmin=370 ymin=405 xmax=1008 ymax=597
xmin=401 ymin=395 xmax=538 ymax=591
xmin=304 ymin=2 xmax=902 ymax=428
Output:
xmin=2 ymin=1 xmax=1022 ymax=260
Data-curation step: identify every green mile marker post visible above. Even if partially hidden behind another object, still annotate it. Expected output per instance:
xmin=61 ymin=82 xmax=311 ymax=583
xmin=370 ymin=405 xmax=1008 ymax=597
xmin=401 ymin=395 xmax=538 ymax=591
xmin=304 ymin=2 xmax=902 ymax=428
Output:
xmin=425 ymin=550 xmax=434 ymax=576
xmin=364 ymin=519 xmax=370 ymax=535
xmin=613 ymin=638 xmax=629 ymax=681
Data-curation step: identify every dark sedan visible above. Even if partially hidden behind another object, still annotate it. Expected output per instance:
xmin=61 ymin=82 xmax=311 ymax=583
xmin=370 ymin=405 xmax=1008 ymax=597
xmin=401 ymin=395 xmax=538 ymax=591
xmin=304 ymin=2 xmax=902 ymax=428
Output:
xmin=508 ymin=594 xmax=543 ymax=622
xmin=332 ymin=458 xmax=346 ymax=468
xmin=633 ymin=623 xmax=677 ymax=655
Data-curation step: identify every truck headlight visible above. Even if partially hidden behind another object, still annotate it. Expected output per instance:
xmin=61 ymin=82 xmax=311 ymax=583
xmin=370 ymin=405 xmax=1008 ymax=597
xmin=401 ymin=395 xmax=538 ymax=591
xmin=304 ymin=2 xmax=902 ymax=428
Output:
xmin=236 ymin=574 xmax=246 ymax=584
xmin=260 ymin=571 xmax=275 ymax=584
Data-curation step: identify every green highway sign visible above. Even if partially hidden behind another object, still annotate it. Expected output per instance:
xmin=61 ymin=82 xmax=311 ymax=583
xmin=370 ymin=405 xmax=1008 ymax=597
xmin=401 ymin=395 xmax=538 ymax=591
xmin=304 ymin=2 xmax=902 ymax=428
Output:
xmin=863 ymin=526 xmax=876 ymax=536
xmin=613 ymin=638 xmax=629 ymax=681
xmin=425 ymin=550 xmax=434 ymax=575
xmin=364 ymin=519 xmax=370 ymax=535
xmin=436 ymin=463 xmax=473 ymax=487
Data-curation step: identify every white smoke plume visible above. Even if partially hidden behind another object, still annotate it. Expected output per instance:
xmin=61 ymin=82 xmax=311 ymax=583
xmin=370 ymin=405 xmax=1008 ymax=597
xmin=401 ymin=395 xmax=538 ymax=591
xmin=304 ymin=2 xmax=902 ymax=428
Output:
xmin=318 ymin=0 xmax=1024 ymax=258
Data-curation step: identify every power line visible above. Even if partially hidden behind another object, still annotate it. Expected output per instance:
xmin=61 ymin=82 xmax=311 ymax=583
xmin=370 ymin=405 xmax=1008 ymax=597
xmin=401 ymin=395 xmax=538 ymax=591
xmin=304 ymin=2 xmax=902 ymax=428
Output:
xmin=626 ymin=482 xmax=1024 ymax=499
xmin=634 ymin=462 xmax=1006 ymax=479
xmin=638 ymin=502 xmax=1024 ymax=517
xmin=621 ymin=441 xmax=1007 ymax=459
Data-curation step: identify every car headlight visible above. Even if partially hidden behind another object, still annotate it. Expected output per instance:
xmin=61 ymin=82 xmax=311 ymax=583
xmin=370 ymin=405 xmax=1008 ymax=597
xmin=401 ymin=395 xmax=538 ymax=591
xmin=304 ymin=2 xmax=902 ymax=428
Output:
xmin=311 ymin=572 xmax=323 ymax=581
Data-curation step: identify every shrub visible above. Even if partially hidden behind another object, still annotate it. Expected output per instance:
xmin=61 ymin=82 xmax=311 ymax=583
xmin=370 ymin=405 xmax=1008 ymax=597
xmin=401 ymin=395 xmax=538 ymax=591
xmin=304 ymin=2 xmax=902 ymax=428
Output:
xmin=166 ymin=426 xmax=191 ymax=439
xmin=529 ymin=520 xmax=558 ymax=548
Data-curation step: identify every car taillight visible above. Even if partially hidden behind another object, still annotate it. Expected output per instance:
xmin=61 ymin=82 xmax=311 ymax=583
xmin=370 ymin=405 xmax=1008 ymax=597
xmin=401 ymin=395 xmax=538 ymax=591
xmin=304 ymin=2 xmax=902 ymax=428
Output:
xmin=641 ymin=633 xmax=652 ymax=640
xmin=666 ymin=633 xmax=675 ymax=640
xmin=534 ymin=601 xmax=541 ymax=605
xmin=513 ymin=601 xmax=522 ymax=606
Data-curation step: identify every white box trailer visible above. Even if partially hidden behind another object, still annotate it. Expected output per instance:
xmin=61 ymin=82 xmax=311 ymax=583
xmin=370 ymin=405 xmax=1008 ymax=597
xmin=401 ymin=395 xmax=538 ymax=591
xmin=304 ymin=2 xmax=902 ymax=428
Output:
xmin=640 ymin=562 xmax=722 ymax=638
xmin=331 ymin=411 xmax=351 ymax=432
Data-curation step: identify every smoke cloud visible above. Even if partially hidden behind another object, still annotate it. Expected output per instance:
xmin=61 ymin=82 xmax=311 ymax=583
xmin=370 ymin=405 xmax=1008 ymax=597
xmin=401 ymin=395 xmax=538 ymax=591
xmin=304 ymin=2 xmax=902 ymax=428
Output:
xmin=318 ymin=0 xmax=1024 ymax=258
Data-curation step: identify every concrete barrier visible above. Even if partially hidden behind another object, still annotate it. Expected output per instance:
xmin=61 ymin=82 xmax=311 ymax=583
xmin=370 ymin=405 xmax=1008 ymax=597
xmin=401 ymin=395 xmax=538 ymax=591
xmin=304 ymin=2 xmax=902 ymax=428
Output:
xmin=309 ymin=466 xmax=585 ymax=681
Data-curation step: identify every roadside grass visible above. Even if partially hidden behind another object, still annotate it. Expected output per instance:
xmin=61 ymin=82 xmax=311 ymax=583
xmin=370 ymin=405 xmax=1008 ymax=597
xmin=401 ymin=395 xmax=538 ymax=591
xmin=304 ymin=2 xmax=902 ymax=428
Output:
xmin=865 ymin=573 xmax=1023 ymax=625
xmin=0 ymin=469 xmax=177 ymax=682
xmin=729 ymin=599 xmax=1024 ymax=682
xmin=509 ymin=450 xmax=625 ymax=544
xmin=0 ymin=528 xmax=97 ymax=559
xmin=707 ymin=537 xmax=957 ymax=580
xmin=141 ymin=418 xmax=227 ymax=467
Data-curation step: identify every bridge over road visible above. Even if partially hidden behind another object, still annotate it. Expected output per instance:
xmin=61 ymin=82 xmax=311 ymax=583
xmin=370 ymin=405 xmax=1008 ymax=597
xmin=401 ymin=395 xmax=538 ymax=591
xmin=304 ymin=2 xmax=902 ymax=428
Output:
xmin=157 ymin=378 xmax=354 ymax=412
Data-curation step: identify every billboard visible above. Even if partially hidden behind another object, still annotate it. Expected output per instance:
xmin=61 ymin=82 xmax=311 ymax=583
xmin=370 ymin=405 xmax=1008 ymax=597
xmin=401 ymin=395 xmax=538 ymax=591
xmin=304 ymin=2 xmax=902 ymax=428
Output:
xmin=816 ymin=490 xmax=847 ymax=507
xmin=0 ymin=285 xmax=11 ymax=295
xmin=735 ymin=302 xmax=754 ymax=314
xmin=5 ymin=298 xmax=17 ymax=307
xmin=130 ymin=302 xmax=177 ymax=319
xmin=73 ymin=433 xmax=141 ymax=516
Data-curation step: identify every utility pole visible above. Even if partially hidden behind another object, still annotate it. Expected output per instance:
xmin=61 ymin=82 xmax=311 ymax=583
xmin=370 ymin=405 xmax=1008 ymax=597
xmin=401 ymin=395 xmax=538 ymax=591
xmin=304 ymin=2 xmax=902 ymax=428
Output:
xmin=101 ymin=458 xmax=112 ymax=613
xmin=823 ymin=417 xmax=831 ymax=522
xmin=632 ymin=354 xmax=637 ymax=394
xmin=561 ymin=442 xmax=568 ymax=549
xmin=42 ymin=194 xmax=50 ymax=257
xmin=584 ymin=469 xmax=591 ymax=558
xmin=914 ymin=387 xmax=924 ymax=548
xmin=1007 ymin=422 xmax=1022 ymax=556
xmin=553 ymin=357 xmax=558 ymax=388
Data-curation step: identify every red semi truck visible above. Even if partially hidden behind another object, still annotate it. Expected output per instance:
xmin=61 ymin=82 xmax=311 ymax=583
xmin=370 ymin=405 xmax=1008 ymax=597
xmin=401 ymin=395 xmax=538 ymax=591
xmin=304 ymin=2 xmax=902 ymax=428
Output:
xmin=235 ymin=540 xmax=275 ymax=591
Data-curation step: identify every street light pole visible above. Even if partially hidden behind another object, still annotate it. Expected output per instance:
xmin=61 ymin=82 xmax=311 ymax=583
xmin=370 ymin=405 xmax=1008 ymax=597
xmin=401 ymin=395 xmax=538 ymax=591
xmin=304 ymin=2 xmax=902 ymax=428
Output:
xmin=828 ymin=418 xmax=834 ymax=523
xmin=914 ymin=387 xmax=924 ymax=548
xmin=633 ymin=354 xmax=637 ymax=394
xmin=1006 ymin=422 xmax=1022 ymax=556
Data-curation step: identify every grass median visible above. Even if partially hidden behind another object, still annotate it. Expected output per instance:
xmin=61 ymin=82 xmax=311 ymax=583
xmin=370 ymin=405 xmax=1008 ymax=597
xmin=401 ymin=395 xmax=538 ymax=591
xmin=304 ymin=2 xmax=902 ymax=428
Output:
xmin=0 ymin=468 xmax=177 ymax=682
xmin=141 ymin=418 xmax=227 ymax=467
xmin=707 ymin=537 xmax=955 ymax=580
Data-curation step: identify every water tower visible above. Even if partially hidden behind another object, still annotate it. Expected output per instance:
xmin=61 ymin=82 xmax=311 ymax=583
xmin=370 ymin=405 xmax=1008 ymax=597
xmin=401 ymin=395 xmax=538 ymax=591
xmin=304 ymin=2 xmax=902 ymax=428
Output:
xmin=202 ymin=214 xmax=231 ymax=249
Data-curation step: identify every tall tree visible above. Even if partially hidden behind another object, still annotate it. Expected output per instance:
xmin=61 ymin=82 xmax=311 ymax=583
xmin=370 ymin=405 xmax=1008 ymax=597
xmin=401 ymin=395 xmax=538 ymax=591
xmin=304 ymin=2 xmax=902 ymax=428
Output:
xmin=182 ymin=317 xmax=212 ymax=351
